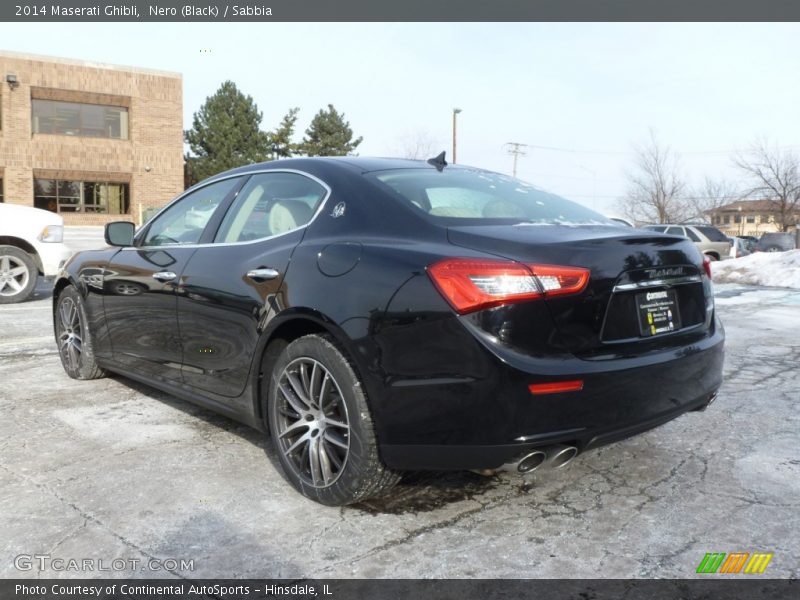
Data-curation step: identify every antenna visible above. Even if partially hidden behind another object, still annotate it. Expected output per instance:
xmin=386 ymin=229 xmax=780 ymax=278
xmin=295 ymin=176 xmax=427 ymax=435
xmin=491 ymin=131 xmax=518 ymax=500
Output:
xmin=427 ymin=151 xmax=448 ymax=172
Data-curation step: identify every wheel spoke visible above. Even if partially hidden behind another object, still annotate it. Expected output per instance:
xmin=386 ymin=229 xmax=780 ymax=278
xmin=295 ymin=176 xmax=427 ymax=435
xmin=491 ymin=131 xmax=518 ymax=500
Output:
xmin=323 ymin=416 xmax=348 ymax=430
xmin=278 ymin=419 xmax=309 ymax=439
xmin=322 ymin=440 xmax=343 ymax=469
xmin=7 ymin=278 xmax=22 ymax=292
xmin=68 ymin=302 xmax=79 ymax=329
xmin=286 ymin=372 xmax=311 ymax=408
xmin=283 ymin=432 xmax=310 ymax=457
xmin=299 ymin=362 xmax=312 ymax=401
xmin=318 ymin=438 xmax=334 ymax=484
xmin=279 ymin=382 xmax=309 ymax=415
xmin=0 ymin=280 xmax=7 ymax=293
xmin=59 ymin=301 xmax=72 ymax=330
xmin=67 ymin=343 xmax=80 ymax=369
xmin=318 ymin=372 xmax=331 ymax=410
xmin=308 ymin=437 xmax=322 ymax=486
xmin=9 ymin=266 xmax=27 ymax=277
xmin=323 ymin=429 xmax=348 ymax=450
xmin=309 ymin=362 xmax=322 ymax=408
xmin=0 ymin=257 xmax=9 ymax=271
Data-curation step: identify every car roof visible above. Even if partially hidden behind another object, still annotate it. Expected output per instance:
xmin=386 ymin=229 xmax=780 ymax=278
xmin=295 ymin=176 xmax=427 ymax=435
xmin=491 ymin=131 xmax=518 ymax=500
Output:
xmin=211 ymin=156 xmax=450 ymax=180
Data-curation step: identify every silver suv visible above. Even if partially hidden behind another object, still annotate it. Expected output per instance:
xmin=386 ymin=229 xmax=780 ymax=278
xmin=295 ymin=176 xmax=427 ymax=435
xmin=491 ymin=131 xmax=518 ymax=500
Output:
xmin=643 ymin=224 xmax=732 ymax=261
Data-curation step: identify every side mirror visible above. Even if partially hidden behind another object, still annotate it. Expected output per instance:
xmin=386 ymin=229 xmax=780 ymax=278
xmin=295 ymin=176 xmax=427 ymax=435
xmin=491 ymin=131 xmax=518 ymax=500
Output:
xmin=105 ymin=221 xmax=135 ymax=247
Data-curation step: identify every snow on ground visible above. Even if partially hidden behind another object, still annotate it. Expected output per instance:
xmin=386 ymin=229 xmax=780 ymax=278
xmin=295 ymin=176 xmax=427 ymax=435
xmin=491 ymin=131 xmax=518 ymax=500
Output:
xmin=711 ymin=249 xmax=800 ymax=289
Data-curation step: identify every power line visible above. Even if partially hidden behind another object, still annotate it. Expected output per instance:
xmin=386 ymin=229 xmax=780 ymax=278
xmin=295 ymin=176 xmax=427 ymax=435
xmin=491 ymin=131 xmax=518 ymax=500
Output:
xmin=521 ymin=143 xmax=800 ymax=156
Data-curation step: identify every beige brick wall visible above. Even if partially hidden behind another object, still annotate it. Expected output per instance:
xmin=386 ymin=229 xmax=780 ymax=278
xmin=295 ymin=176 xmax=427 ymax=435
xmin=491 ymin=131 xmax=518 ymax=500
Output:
xmin=0 ymin=50 xmax=183 ymax=225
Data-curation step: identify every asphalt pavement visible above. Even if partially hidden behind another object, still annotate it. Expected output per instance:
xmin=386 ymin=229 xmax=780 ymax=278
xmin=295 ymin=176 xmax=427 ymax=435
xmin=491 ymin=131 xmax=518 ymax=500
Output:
xmin=0 ymin=230 xmax=797 ymax=578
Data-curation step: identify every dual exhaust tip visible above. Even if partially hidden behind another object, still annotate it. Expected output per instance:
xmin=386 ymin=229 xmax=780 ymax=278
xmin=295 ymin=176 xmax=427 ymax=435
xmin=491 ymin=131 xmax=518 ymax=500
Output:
xmin=499 ymin=444 xmax=579 ymax=475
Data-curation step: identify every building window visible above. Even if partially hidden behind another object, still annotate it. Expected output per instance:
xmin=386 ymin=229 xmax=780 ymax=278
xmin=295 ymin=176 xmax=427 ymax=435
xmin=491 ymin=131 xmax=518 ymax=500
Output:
xmin=34 ymin=178 xmax=129 ymax=214
xmin=31 ymin=99 xmax=129 ymax=140
xmin=734 ymin=214 xmax=741 ymax=224
xmin=723 ymin=215 xmax=730 ymax=224
xmin=0 ymin=177 xmax=4 ymax=203
xmin=746 ymin=215 xmax=755 ymax=223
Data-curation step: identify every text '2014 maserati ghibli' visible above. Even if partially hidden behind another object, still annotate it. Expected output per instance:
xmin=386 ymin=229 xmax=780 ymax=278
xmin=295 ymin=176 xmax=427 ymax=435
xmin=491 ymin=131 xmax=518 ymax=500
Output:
xmin=53 ymin=155 xmax=724 ymax=505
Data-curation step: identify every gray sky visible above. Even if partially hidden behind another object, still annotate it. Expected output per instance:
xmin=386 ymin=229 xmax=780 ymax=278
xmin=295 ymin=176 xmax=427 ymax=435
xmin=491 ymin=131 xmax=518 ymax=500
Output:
xmin=2 ymin=22 xmax=799 ymax=214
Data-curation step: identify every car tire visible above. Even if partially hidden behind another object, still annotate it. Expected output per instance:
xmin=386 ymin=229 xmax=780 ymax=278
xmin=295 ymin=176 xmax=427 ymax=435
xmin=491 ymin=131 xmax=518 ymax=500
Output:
xmin=0 ymin=245 xmax=38 ymax=304
xmin=267 ymin=334 xmax=400 ymax=505
xmin=764 ymin=245 xmax=782 ymax=253
xmin=54 ymin=286 xmax=106 ymax=380
xmin=704 ymin=253 xmax=719 ymax=261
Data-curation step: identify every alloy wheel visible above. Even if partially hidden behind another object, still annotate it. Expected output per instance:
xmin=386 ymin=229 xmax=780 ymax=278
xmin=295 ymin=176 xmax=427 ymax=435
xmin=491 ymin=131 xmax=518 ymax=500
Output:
xmin=274 ymin=357 xmax=350 ymax=488
xmin=58 ymin=297 xmax=83 ymax=371
xmin=0 ymin=254 xmax=30 ymax=297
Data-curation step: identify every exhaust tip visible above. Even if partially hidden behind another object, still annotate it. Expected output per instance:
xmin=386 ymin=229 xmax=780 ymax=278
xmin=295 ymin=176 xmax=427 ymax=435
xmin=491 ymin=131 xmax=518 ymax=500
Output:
xmin=548 ymin=446 xmax=579 ymax=469
xmin=517 ymin=450 xmax=547 ymax=473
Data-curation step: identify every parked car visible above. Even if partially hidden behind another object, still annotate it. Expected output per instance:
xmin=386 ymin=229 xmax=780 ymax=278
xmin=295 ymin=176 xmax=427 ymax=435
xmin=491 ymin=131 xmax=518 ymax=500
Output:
xmin=52 ymin=157 xmax=724 ymax=505
xmin=730 ymin=236 xmax=757 ymax=258
xmin=643 ymin=224 xmax=732 ymax=261
xmin=607 ymin=216 xmax=634 ymax=227
xmin=0 ymin=203 xmax=72 ymax=303
xmin=755 ymin=232 xmax=797 ymax=252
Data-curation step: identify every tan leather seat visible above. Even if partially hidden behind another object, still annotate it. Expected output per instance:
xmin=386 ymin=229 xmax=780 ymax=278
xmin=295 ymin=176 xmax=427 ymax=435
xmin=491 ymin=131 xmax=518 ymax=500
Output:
xmin=269 ymin=199 xmax=313 ymax=235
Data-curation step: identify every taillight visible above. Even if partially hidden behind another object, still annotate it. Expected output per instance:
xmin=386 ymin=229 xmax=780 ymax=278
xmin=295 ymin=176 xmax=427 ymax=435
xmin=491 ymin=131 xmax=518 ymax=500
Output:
xmin=427 ymin=258 xmax=589 ymax=314
xmin=702 ymin=255 xmax=712 ymax=279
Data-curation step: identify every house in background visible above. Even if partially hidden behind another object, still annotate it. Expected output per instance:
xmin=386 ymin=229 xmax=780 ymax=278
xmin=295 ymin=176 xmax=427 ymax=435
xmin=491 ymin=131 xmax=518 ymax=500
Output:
xmin=0 ymin=50 xmax=183 ymax=225
xmin=707 ymin=199 xmax=798 ymax=237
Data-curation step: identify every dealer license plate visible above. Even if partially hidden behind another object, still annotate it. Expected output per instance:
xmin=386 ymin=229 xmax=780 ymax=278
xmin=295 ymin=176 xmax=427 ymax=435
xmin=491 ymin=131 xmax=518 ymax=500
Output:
xmin=636 ymin=289 xmax=682 ymax=337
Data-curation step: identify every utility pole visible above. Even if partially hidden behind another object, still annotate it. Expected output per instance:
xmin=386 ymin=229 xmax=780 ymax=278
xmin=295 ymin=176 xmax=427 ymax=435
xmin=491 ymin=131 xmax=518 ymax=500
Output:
xmin=504 ymin=142 xmax=528 ymax=178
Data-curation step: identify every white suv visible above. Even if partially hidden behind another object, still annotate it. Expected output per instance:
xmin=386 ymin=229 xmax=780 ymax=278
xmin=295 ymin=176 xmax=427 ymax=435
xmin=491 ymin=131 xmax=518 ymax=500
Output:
xmin=0 ymin=203 xmax=73 ymax=303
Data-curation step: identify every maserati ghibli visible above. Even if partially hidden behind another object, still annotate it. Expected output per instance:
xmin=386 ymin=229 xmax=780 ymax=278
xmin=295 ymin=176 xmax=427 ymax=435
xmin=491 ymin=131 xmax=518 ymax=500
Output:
xmin=53 ymin=155 xmax=724 ymax=505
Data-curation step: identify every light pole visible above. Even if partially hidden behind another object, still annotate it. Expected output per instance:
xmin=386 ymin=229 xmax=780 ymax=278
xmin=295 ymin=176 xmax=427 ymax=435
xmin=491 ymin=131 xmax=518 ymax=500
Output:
xmin=452 ymin=108 xmax=462 ymax=164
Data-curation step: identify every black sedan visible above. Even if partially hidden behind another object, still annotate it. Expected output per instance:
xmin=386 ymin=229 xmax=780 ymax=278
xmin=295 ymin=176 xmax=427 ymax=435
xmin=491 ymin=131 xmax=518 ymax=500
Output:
xmin=53 ymin=156 xmax=724 ymax=505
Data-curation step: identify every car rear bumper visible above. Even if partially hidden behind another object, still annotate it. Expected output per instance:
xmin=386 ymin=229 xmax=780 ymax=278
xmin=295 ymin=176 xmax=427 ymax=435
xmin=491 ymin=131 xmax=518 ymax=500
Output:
xmin=377 ymin=319 xmax=724 ymax=471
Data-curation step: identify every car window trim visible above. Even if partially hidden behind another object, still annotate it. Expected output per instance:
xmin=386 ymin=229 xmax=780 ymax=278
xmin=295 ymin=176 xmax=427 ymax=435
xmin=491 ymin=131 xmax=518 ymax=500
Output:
xmin=128 ymin=168 xmax=332 ymax=251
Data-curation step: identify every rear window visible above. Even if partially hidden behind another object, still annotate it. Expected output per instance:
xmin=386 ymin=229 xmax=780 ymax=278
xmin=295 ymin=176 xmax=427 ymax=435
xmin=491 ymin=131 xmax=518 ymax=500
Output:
xmin=695 ymin=226 xmax=729 ymax=242
xmin=644 ymin=225 xmax=667 ymax=233
xmin=366 ymin=168 xmax=611 ymax=225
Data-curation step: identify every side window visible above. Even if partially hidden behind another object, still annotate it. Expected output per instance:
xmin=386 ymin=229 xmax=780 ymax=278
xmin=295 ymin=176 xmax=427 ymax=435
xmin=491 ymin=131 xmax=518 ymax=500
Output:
xmin=646 ymin=225 xmax=667 ymax=233
xmin=685 ymin=228 xmax=701 ymax=242
xmin=142 ymin=178 xmax=241 ymax=247
xmin=665 ymin=226 xmax=685 ymax=236
xmin=214 ymin=172 xmax=328 ymax=243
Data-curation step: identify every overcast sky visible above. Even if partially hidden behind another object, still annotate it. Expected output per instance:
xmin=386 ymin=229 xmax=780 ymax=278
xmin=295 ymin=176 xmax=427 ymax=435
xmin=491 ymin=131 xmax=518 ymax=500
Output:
xmin=2 ymin=22 xmax=799 ymax=214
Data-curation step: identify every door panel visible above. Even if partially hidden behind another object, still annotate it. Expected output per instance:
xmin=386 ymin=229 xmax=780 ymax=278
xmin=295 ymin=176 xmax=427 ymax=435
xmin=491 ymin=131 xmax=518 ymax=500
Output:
xmin=176 ymin=171 xmax=330 ymax=399
xmin=103 ymin=247 xmax=197 ymax=381
xmin=176 ymin=231 xmax=303 ymax=398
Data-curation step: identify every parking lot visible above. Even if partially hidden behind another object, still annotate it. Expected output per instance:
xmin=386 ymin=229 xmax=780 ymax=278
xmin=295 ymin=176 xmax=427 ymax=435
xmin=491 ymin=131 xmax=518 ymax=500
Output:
xmin=1 ymin=230 xmax=798 ymax=578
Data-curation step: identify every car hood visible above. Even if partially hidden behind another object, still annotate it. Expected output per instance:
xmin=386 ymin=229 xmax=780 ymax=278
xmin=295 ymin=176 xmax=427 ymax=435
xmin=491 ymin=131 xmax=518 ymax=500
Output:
xmin=0 ymin=203 xmax=64 ymax=229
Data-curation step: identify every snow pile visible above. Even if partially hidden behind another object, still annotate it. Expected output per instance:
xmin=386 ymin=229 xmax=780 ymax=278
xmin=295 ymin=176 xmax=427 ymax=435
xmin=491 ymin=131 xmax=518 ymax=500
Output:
xmin=711 ymin=250 xmax=800 ymax=289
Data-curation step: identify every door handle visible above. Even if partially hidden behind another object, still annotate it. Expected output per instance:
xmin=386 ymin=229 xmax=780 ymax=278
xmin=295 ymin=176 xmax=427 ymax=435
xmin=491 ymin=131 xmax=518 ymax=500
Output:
xmin=246 ymin=268 xmax=280 ymax=281
xmin=152 ymin=271 xmax=177 ymax=282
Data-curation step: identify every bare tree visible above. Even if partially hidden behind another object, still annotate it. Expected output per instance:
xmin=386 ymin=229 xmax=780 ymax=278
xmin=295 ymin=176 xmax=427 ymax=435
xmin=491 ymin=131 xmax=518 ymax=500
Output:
xmin=618 ymin=130 xmax=689 ymax=224
xmin=684 ymin=177 xmax=743 ymax=223
xmin=733 ymin=139 xmax=800 ymax=232
xmin=396 ymin=130 xmax=441 ymax=160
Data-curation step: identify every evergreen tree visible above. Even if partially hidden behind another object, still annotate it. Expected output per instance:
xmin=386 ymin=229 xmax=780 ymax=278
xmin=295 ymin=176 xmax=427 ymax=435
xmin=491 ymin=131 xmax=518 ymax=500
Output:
xmin=184 ymin=81 xmax=270 ymax=186
xmin=299 ymin=104 xmax=363 ymax=157
xmin=268 ymin=107 xmax=300 ymax=159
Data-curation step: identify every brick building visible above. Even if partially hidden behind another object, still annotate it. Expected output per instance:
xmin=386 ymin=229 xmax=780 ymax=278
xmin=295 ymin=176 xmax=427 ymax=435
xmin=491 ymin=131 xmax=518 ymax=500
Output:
xmin=0 ymin=50 xmax=183 ymax=225
xmin=708 ymin=199 xmax=799 ymax=237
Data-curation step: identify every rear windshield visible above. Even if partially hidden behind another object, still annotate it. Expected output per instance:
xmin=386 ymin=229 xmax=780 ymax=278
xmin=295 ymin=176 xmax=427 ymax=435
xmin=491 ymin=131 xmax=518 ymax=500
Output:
xmin=366 ymin=168 xmax=611 ymax=225
xmin=695 ymin=226 xmax=729 ymax=242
